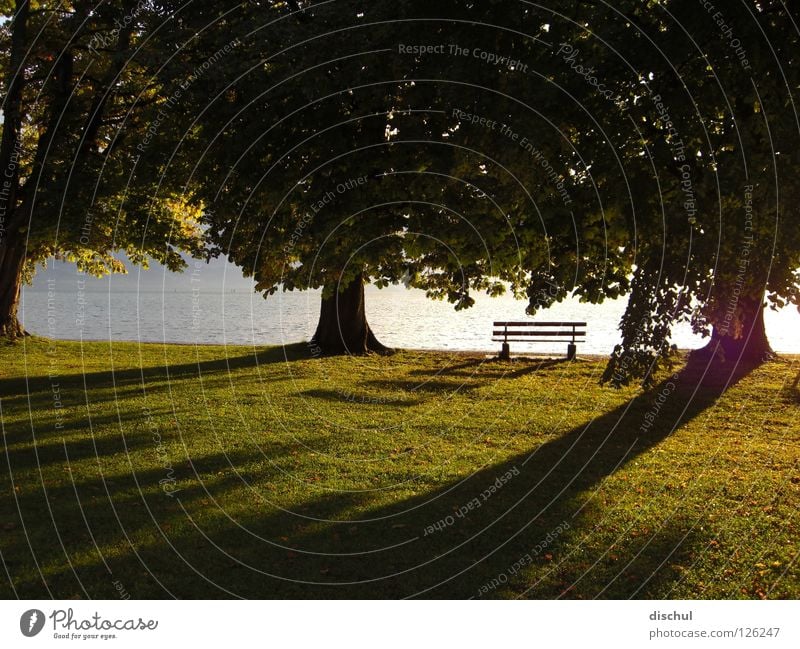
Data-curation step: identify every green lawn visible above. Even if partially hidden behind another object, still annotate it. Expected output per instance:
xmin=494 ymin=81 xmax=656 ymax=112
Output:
xmin=0 ymin=338 xmax=798 ymax=599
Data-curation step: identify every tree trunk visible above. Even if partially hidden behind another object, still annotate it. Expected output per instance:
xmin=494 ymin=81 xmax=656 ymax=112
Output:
xmin=0 ymin=241 xmax=27 ymax=339
xmin=701 ymin=298 xmax=773 ymax=364
xmin=311 ymin=273 xmax=391 ymax=355
xmin=0 ymin=2 xmax=29 ymax=340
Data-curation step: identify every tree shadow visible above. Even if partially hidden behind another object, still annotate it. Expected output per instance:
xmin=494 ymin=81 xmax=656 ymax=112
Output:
xmin=359 ymin=378 xmax=488 ymax=396
xmin=299 ymin=389 xmax=424 ymax=407
xmin=788 ymin=369 xmax=800 ymax=404
xmin=409 ymin=356 xmax=570 ymax=380
xmin=1 ymin=428 xmax=154 ymax=472
xmin=357 ymin=358 xmax=571 ymax=399
xmin=1 ymin=356 xmax=760 ymax=599
xmin=0 ymin=343 xmax=317 ymax=444
xmin=0 ymin=404 xmax=179 ymax=448
xmin=0 ymin=343 xmax=311 ymax=402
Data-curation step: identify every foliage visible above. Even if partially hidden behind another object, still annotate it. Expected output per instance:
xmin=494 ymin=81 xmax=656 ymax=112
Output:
xmin=161 ymin=1 xmax=630 ymax=312
xmin=0 ymin=1 xmax=206 ymax=289
xmin=161 ymin=1 xmax=800 ymax=381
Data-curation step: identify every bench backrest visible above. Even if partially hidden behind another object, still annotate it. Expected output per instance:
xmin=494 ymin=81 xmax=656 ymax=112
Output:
xmin=493 ymin=321 xmax=587 ymax=327
xmin=492 ymin=321 xmax=587 ymax=342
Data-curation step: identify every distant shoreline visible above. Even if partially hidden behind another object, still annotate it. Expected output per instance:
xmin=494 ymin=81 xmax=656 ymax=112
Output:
xmin=18 ymin=335 xmax=800 ymax=362
xmin=24 ymin=335 xmax=800 ymax=361
xmin=20 ymin=334 xmax=613 ymax=357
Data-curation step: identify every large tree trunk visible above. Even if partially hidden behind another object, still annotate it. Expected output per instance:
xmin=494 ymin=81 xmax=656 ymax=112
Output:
xmin=311 ymin=273 xmax=390 ymax=355
xmin=701 ymin=298 xmax=773 ymax=364
xmin=0 ymin=241 xmax=27 ymax=339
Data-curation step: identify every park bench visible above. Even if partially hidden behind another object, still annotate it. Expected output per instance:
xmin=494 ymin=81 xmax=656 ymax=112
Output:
xmin=492 ymin=321 xmax=586 ymax=360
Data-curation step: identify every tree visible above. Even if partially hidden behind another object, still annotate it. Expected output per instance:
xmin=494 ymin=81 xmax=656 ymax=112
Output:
xmin=580 ymin=0 xmax=800 ymax=384
xmin=133 ymin=0 xmax=798 ymax=378
xmin=160 ymin=0 xmax=630 ymax=354
xmin=0 ymin=0 xmax=205 ymax=338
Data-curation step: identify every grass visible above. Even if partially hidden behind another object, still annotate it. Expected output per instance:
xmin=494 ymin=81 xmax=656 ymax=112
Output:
xmin=0 ymin=337 xmax=798 ymax=599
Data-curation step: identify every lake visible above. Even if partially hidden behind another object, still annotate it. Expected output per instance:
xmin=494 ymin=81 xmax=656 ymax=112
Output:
xmin=19 ymin=268 xmax=800 ymax=355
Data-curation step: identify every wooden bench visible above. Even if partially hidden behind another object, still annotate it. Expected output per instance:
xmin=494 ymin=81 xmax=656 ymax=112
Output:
xmin=492 ymin=321 xmax=586 ymax=360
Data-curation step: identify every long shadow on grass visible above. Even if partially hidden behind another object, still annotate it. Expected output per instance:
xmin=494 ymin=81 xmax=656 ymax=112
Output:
xmin=409 ymin=356 xmax=568 ymax=380
xmin=0 ymin=443 xmax=349 ymax=598
xmin=359 ymin=358 xmax=571 ymax=399
xmin=299 ymin=388 xmax=426 ymax=407
xmin=2 ymin=357 xmax=760 ymax=599
xmin=1 ymin=342 xmax=306 ymax=418
xmin=0 ymin=343 xmax=309 ymax=402
xmin=789 ymin=369 xmax=800 ymax=403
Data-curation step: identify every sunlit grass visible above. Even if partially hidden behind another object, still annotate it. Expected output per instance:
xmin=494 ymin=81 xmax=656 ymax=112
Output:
xmin=1 ymin=337 xmax=797 ymax=599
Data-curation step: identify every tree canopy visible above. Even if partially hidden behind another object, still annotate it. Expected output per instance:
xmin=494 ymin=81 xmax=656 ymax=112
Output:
xmin=565 ymin=1 xmax=800 ymax=383
xmin=159 ymin=0 xmax=631 ymax=353
xmin=3 ymin=0 xmax=798 ymax=386
xmin=0 ymin=0 xmax=206 ymax=337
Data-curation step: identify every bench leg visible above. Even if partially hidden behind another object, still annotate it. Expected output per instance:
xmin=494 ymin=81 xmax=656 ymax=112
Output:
xmin=567 ymin=343 xmax=577 ymax=361
xmin=500 ymin=342 xmax=511 ymax=361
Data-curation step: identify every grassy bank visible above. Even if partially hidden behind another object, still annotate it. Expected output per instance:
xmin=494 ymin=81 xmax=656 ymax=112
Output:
xmin=0 ymin=337 xmax=798 ymax=599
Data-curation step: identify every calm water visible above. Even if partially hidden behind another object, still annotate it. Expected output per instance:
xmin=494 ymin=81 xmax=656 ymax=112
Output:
xmin=20 ymin=279 xmax=800 ymax=355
